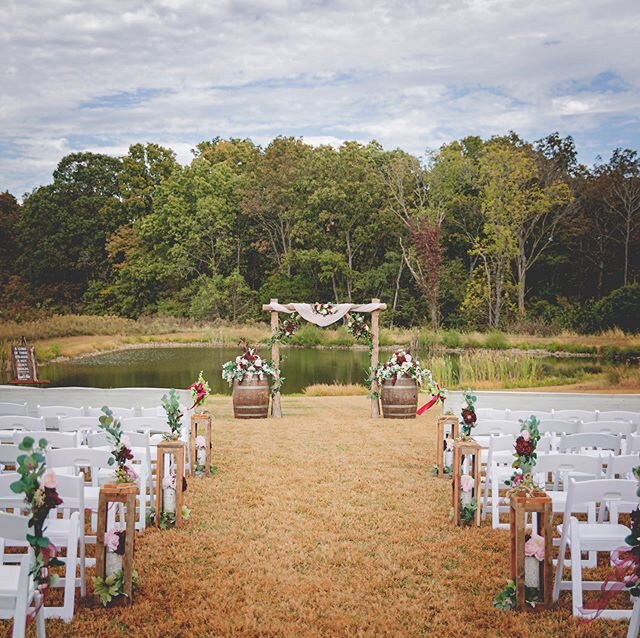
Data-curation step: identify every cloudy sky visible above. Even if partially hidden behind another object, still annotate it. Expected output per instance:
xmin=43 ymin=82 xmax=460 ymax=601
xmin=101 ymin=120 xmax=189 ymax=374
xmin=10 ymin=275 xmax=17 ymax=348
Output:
xmin=2 ymin=0 xmax=639 ymax=197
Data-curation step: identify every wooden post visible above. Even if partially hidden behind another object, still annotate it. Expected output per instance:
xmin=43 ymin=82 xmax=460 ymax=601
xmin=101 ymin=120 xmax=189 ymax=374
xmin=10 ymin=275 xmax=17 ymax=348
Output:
xmin=190 ymin=414 xmax=212 ymax=476
xmin=436 ymin=415 xmax=459 ymax=478
xmin=452 ymin=439 xmax=482 ymax=527
xmin=95 ymin=482 xmax=138 ymax=604
xmin=370 ymin=297 xmax=381 ymax=418
xmin=155 ymin=440 xmax=186 ymax=528
xmin=270 ymin=298 xmax=282 ymax=418
xmin=510 ymin=493 xmax=553 ymax=610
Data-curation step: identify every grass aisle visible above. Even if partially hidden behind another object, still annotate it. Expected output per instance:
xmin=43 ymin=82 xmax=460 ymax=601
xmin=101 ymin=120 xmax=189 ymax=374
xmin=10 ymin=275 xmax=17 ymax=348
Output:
xmin=42 ymin=396 xmax=625 ymax=638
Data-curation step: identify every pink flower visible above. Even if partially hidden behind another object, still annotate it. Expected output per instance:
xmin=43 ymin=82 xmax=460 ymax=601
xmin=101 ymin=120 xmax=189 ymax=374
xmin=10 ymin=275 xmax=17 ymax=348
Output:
xmin=124 ymin=466 xmax=137 ymax=481
xmin=42 ymin=470 xmax=57 ymax=489
xmin=521 ymin=430 xmax=531 ymax=441
xmin=104 ymin=528 xmax=120 ymax=552
xmin=460 ymin=474 xmax=474 ymax=493
xmin=524 ymin=534 xmax=545 ymax=561
xmin=121 ymin=435 xmax=131 ymax=449
xmin=162 ymin=475 xmax=176 ymax=490
xmin=195 ymin=435 xmax=206 ymax=448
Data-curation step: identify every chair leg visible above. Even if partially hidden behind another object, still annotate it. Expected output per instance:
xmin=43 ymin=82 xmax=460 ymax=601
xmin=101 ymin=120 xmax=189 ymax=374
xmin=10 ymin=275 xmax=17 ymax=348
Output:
xmin=553 ymin=534 xmax=567 ymax=602
xmin=627 ymin=596 xmax=640 ymax=638
xmin=34 ymin=592 xmax=46 ymax=638
xmin=79 ymin=532 xmax=86 ymax=597
xmin=62 ymin=528 xmax=79 ymax=621
xmin=569 ymin=520 xmax=583 ymax=616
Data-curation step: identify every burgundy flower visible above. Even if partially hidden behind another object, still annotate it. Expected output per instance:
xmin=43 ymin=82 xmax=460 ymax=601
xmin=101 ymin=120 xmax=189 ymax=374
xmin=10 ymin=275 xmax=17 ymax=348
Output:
xmin=44 ymin=487 xmax=63 ymax=508
xmin=515 ymin=436 xmax=535 ymax=456
xmin=115 ymin=446 xmax=134 ymax=463
xmin=461 ymin=409 xmax=477 ymax=425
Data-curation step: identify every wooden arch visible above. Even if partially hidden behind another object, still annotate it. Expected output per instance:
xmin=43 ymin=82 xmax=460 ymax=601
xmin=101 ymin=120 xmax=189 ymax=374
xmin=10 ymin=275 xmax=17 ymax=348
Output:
xmin=262 ymin=298 xmax=387 ymax=418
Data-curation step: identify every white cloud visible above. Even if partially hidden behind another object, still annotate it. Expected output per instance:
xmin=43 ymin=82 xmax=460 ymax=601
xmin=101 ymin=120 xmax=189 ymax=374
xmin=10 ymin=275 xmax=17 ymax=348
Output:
xmin=1 ymin=0 xmax=639 ymax=196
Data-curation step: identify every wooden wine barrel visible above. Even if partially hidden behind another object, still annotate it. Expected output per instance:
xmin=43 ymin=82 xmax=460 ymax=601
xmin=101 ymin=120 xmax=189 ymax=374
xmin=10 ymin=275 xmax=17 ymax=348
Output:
xmin=232 ymin=375 xmax=269 ymax=419
xmin=380 ymin=376 xmax=417 ymax=419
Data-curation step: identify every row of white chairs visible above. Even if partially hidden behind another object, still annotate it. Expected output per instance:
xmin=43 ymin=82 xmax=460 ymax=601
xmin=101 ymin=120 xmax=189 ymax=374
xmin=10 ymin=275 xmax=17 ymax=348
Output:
xmin=0 ymin=402 xmax=170 ymax=419
xmin=476 ymin=407 xmax=640 ymax=425
xmin=473 ymin=418 xmax=639 ymax=437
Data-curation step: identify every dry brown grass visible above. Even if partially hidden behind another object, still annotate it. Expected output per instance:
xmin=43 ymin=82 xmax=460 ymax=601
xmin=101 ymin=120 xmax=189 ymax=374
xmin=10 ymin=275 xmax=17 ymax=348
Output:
xmin=303 ymin=383 xmax=369 ymax=396
xmin=6 ymin=397 xmax=632 ymax=637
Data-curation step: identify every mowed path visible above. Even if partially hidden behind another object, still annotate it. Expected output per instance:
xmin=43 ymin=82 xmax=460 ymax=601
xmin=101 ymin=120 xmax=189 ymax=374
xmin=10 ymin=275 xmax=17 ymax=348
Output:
xmin=42 ymin=396 xmax=626 ymax=638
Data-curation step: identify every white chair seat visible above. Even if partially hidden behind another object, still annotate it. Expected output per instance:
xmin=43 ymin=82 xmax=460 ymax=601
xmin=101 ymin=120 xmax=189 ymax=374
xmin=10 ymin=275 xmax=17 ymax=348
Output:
xmin=557 ymin=522 xmax=630 ymax=547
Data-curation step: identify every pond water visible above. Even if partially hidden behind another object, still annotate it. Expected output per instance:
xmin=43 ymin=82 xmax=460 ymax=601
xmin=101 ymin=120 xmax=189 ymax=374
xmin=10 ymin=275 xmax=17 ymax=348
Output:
xmin=38 ymin=346 xmax=632 ymax=393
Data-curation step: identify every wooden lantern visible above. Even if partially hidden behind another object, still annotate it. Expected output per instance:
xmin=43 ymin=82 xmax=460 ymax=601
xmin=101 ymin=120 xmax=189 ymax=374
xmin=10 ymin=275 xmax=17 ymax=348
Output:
xmin=95 ymin=482 xmax=138 ymax=604
xmin=509 ymin=493 xmax=553 ymax=610
xmin=436 ymin=416 xmax=459 ymax=478
xmin=189 ymin=413 xmax=212 ymax=476
xmin=452 ymin=439 xmax=481 ymax=527
xmin=155 ymin=440 xmax=185 ymax=528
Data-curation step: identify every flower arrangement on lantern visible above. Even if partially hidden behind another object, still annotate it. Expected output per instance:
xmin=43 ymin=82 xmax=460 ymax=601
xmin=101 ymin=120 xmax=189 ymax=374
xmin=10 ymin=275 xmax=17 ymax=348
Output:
xmin=194 ymin=435 xmax=208 ymax=474
xmin=269 ymin=313 xmax=301 ymax=345
xmin=505 ymin=415 xmax=541 ymax=487
xmin=347 ymin=313 xmax=372 ymax=349
xmin=161 ymin=388 xmax=183 ymax=441
xmin=10 ymin=436 xmax=64 ymax=592
xmin=98 ymin=407 xmax=137 ymax=483
xmin=188 ymin=371 xmax=210 ymax=412
xmin=312 ymin=302 xmax=336 ymax=316
xmin=222 ymin=342 xmax=282 ymax=394
xmin=459 ymin=473 xmax=478 ymax=525
xmin=460 ymin=389 xmax=477 ymax=437
xmin=92 ymin=529 xmax=138 ymax=606
xmin=158 ymin=473 xmax=191 ymax=529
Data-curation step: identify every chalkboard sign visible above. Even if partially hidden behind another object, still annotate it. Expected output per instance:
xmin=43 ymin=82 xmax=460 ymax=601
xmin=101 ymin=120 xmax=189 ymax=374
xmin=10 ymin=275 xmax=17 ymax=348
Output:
xmin=11 ymin=337 xmax=39 ymax=383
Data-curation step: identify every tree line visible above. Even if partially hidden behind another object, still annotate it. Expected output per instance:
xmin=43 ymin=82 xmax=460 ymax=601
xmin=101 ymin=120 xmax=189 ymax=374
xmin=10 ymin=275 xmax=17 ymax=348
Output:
xmin=1 ymin=133 xmax=639 ymax=332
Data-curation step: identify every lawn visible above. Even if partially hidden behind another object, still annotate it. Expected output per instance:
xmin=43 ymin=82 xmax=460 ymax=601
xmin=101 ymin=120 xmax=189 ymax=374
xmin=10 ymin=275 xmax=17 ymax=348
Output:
xmin=28 ymin=397 xmax=632 ymax=636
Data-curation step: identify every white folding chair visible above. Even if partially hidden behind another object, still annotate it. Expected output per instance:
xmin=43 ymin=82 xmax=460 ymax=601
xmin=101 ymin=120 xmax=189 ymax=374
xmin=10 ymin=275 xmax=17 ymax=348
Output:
xmin=598 ymin=411 xmax=639 ymax=425
xmin=87 ymin=431 xmax=153 ymax=518
xmin=0 ymin=446 xmax=22 ymax=472
xmin=553 ymin=409 xmax=597 ymax=422
xmin=139 ymin=407 xmax=165 ymax=417
xmin=0 ymin=512 xmax=46 ymax=638
xmin=553 ymin=478 xmax=637 ymax=619
xmin=57 ymin=416 xmax=102 ymax=445
xmin=628 ymin=434 xmax=640 ymax=455
xmin=473 ymin=421 xmax=522 ymax=437
xmin=36 ymin=406 xmax=83 ymax=430
xmin=599 ymin=455 xmax=640 ymax=523
xmin=579 ymin=421 xmax=634 ymax=436
xmin=0 ymin=403 xmax=28 ymax=417
xmin=539 ymin=420 xmax=580 ymax=435
xmin=0 ymin=473 xmax=83 ymax=622
xmin=480 ymin=434 xmax=515 ymax=528
xmin=0 ymin=417 xmax=47 ymax=443
xmin=11 ymin=431 xmax=79 ymax=450
xmin=560 ymin=432 xmax=622 ymax=456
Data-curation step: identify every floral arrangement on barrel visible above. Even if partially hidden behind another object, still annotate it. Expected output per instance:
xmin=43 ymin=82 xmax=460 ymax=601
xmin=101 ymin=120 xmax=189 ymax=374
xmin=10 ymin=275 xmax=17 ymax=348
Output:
xmin=93 ymin=529 xmax=138 ymax=606
xmin=460 ymin=389 xmax=477 ymax=438
xmin=10 ymin=436 xmax=64 ymax=596
xmin=312 ymin=302 xmax=336 ymax=316
xmin=373 ymin=350 xmax=433 ymax=388
xmin=222 ymin=341 xmax=282 ymax=394
xmin=269 ymin=313 xmax=301 ymax=345
xmin=188 ymin=371 xmax=210 ymax=413
xmin=346 ymin=313 xmax=372 ymax=350
xmin=161 ymin=388 xmax=183 ymax=441
xmin=98 ymin=406 xmax=137 ymax=484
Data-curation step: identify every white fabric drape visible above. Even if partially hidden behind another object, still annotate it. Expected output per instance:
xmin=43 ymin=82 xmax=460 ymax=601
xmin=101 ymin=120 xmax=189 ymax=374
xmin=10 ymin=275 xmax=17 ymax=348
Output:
xmin=266 ymin=302 xmax=384 ymax=326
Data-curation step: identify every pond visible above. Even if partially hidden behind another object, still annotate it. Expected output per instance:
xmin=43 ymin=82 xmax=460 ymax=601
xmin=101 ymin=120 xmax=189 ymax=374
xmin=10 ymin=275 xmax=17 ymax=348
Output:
xmin=38 ymin=346 xmax=634 ymax=393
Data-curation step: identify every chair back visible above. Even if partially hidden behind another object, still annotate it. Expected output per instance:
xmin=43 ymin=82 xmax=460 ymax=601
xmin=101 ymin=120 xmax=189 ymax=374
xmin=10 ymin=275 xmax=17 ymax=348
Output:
xmin=579 ymin=421 xmax=634 ymax=436
xmin=86 ymin=406 xmax=136 ymax=418
xmin=538 ymin=420 xmax=579 ymax=435
xmin=0 ymin=402 xmax=28 ymax=416
xmin=52 ymin=472 xmax=84 ymax=514
xmin=0 ymin=473 xmax=27 ymax=511
xmin=46 ymin=448 xmax=113 ymax=475
xmin=57 ymin=415 xmax=102 ymax=433
xmin=0 ymin=416 xmax=46 ymax=431
xmin=534 ymin=453 xmax=602 ymax=483
xmin=565 ymin=478 xmax=637 ymax=512
xmin=628 ymin=434 xmax=640 ymax=454
xmin=473 ymin=421 xmax=522 ymax=436
xmin=508 ymin=410 xmax=552 ymax=422
xmin=475 ymin=408 xmax=507 ymax=421
xmin=605 ymin=454 xmax=640 ymax=479
xmin=37 ymin=405 xmax=83 ymax=419
xmin=552 ymin=409 xmax=597 ymax=422
xmin=12 ymin=430 xmax=79 ymax=449
xmin=0 ymin=510 xmax=29 ymax=542
xmin=0 ymin=445 xmax=22 ymax=468
xmin=560 ymin=432 xmax=622 ymax=454
xmin=139 ymin=406 xmax=164 ymax=417
xmin=121 ymin=416 xmax=172 ymax=435
xmin=598 ymin=411 xmax=639 ymax=425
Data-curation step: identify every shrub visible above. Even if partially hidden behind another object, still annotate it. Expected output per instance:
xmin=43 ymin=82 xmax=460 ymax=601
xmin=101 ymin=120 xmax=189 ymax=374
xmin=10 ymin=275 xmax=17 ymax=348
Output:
xmin=441 ymin=329 xmax=462 ymax=348
xmin=289 ymin=324 xmax=323 ymax=347
xmin=483 ymin=331 xmax=508 ymax=350
xmin=596 ymin=284 xmax=640 ymax=333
